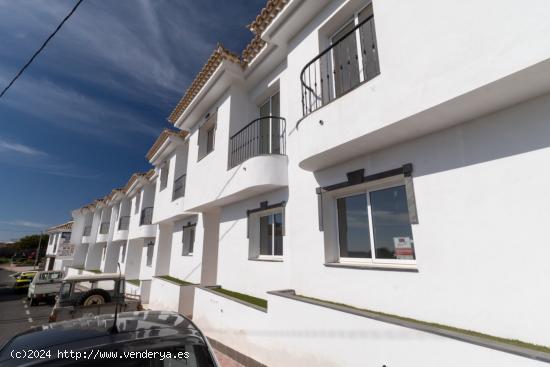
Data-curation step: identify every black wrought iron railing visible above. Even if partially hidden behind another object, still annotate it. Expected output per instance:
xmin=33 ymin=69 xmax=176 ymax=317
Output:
xmin=118 ymin=215 xmax=130 ymax=230
xmin=99 ymin=222 xmax=110 ymax=234
xmin=300 ymin=15 xmax=379 ymax=116
xmin=228 ymin=116 xmax=286 ymax=169
xmin=140 ymin=207 xmax=154 ymax=226
xmin=173 ymin=174 xmax=186 ymax=200
xmin=83 ymin=225 xmax=92 ymax=237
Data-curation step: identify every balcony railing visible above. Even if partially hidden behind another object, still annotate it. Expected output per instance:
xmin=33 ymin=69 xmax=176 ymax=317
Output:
xmin=118 ymin=215 xmax=130 ymax=230
xmin=99 ymin=221 xmax=110 ymax=235
xmin=173 ymin=174 xmax=186 ymax=200
xmin=83 ymin=226 xmax=92 ymax=237
xmin=300 ymin=14 xmax=379 ymax=116
xmin=228 ymin=116 xmax=286 ymax=169
xmin=140 ymin=207 xmax=154 ymax=226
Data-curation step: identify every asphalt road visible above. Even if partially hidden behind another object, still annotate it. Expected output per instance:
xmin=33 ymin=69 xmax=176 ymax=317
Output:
xmin=0 ymin=268 xmax=52 ymax=345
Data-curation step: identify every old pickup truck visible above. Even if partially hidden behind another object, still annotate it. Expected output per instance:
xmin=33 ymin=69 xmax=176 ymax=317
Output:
xmin=27 ymin=270 xmax=64 ymax=305
xmin=48 ymin=272 xmax=142 ymax=322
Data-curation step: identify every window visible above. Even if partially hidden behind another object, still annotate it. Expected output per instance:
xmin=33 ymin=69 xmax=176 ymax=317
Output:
xmin=331 ymin=4 xmax=378 ymax=96
xmin=146 ymin=241 xmax=154 ymax=267
xmin=61 ymin=232 xmax=71 ymax=243
xmin=259 ymin=91 xmax=281 ymax=155
xmin=336 ymin=184 xmax=415 ymax=264
xmin=159 ymin=163 xmax=169 ymax=191
xmin=198 ymin=113 xmax=217 ymax=160
xmin=206 ymin=127 xmax=215 ymax=154
xmin=259 ymin=211 xmax=284 ymax=257
xmin=182 ymin=226 xmax=196 ymax=256
xmin=120 ymin=242 xmax=127 ymax=263
xmin=134 ymin=191 xmax=141 ymax=214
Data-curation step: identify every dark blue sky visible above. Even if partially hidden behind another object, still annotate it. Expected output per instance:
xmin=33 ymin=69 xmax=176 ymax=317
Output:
xmin=0 ymin=0 xmax=266 ymax=241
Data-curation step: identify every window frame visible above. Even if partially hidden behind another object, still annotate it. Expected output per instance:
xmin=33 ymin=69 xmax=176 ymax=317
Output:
xmin=333 ymin=177 xmax=416 ymax=266
xmin=250 ymin=207 xmax=284 ymax=261
xmin=145 ymin=241 xmax=154 ymax=267
xmin=328 ymin=3 xmax=376 ymax=98
xmin=181 ymin=225 xmax=196 ymax=256
xmin=206 ymin=126 xmax=215 ymax=154
xmin=159 ymin=163 xmax=169 ymax=191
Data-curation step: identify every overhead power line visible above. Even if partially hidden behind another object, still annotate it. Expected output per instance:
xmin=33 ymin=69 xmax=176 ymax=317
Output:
xmin=0 ymin=0 xmax=85 ymax=99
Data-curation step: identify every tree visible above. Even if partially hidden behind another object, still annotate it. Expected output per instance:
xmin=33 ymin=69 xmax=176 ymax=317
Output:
xmin=13 ymin=234 xmax=49 ymax=258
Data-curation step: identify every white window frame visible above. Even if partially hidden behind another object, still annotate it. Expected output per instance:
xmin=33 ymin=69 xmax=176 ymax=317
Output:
xmin=250 ymin=207 xmax=284 ymax=261
xmin=181 ymin=226 xmax=196 ymax=256
xmin=258 ymin=91 xmax=281 ymax=154
xmin=145 ymin=241 xmax=154 ymax=267
xmin=333 ymin=177 xmax=416 ymax=267
xmin=159 ymin=163 xmax=169 ymax=191
xmin=329 ymin=3 xmax=374 ymax=97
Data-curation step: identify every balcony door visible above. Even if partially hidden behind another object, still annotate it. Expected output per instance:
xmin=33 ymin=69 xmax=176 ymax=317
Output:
xmin=330 ymin=3 xmax=377 ymax=98
xmin=259 ymin=92 xmax=280 ymax=155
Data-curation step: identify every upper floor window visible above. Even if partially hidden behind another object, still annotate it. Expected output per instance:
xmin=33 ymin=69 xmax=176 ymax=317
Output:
xmin=259 ymin=91 xmax=281 ymax=155
xmin=134 ymin=191 xmax=141 ymax=215
xmin=198 ymin=113 xmax=217 ymax=160
xmin=160 ymin=163 xmax=169 ymax=191
xmin=301 ymin=2 xmax=379 ymax=115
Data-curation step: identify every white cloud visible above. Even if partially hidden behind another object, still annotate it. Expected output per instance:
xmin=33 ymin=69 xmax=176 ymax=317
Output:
xmin=0 ymin=138 xmax=47 ymax=156
xmin=0 ymin=220 xmax=49 ymax=229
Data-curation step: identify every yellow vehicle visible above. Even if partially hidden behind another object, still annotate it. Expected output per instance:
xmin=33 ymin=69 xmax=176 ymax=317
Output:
xmin=11 ymin=271 xmax=37 ymax=292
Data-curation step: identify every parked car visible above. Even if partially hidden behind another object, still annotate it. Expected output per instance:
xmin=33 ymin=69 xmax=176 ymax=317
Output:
xmin=27 ymin=270 xmax=65 ymax=306
xmin=49 ymin=273 xmax=142 ymax=322
xmin=11 ymin=271 xmax=37 ymax=292
xmin=0 ymin=310 xmax=220 ymax=366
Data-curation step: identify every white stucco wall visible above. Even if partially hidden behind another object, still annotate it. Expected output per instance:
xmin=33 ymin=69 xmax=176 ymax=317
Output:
xmin=217 ymin=189 xmax=291 ymax=299
xmin=193 ymin=288 xmax=547 ymax=367
xmin=286 ymin=93 xmax=550 ymax=346
xmin=168 ymin=216 xmax=203 ymax=284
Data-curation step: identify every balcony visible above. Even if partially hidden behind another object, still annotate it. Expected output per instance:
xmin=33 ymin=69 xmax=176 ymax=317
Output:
xmin=184 ymin=116 xmax=288 ymax=211
xmin=300 ymin=15 xmax=379 ymax=117
xmin=140 ymin=207 xmax=154 ymax=226
xmin=228 ymin=116 xmax=286 ymax=169
xmin=118 ymin=216 xmax=130 ymax=230
xmin=173 ymin=174 xmax=186 ymax=200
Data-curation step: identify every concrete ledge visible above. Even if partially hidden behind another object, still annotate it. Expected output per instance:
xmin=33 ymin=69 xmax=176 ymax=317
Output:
xmin=324 ymin=262 xmax=419 ymax=272
xmin=199 ymin=286 xmax=267 ymax=313
xmin=208 ymin=337 xmax=266 ymax=367
xmin=267 ymin=289 xmax=550 ymax=363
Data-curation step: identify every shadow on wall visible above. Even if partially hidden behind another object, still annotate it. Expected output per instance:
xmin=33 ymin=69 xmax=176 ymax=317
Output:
xmin=313 ymin=92 xmax=550 ymax=185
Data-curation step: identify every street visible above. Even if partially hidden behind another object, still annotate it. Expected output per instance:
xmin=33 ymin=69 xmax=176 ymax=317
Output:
xmin=0 ymin=267 xmax=52 ymax=345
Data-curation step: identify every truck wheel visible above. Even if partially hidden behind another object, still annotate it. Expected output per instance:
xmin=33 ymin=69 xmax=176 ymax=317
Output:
xmin=77 ymin=289 xmax=111 ymax=306
xmin=30 ymin=297 xmax=38 ymax=306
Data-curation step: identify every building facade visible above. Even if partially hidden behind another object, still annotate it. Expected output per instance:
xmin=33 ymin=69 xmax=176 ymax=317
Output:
xmin=58 ymin=0 xmax=550 ymax=365
xmin=44 ymin=221 xmax=73 ymax=271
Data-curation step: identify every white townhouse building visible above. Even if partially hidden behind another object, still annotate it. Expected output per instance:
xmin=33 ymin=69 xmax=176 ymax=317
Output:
xmin=44 ymin=221 xmax=73 ymax=271
xmin=62 ymin=0 xmax=550 ymax=365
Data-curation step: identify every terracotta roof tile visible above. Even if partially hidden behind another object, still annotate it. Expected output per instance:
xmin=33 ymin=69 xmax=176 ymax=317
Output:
xmin=248 ymin=0 xmax=290 ymax=34
xmin=168 ymin=44 xmax=243 ymax=124
xmin=46 ymin=220 xmax=73 ymax=233
xmin=146 ymin=129 xmax=188 ymax=161
xmin=168 ymin=1 xmax=290 ymax=125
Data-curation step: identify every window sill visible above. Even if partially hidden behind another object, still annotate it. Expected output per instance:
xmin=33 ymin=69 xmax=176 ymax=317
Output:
xmin=249 ymin=256 xmax=283 ymax=263
xmin=324 ymin=262 xmax=418 ymax=272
